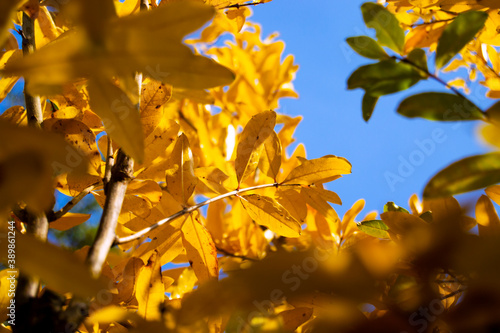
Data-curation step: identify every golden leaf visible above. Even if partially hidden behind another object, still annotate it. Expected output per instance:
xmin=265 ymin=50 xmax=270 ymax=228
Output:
xmin=235 ymin=110 xmax=276 ymax=184
xmin=135 ymin=251 xmax=165 ymax=321
xmin=240 ymin=194 xmax=301 ymax=238
xmin=165 ymin=133 xmax=198 ymax=205
xmin=182 ymin=213 xmax=219 ymax=282
xmin=282 ymin=155 xmax=351 ymax=185
xmin=49 ymin=213 xmax=90 ymax=231
xmin=258 ymin=131 xmax=282 ymax=181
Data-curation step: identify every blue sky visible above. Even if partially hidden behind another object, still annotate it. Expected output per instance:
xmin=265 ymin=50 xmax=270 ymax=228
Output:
xmin=251 ymin=0 xmax=494 ymax=216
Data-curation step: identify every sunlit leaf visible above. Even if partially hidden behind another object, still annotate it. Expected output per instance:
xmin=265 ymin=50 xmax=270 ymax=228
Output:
xmin=136 ymin=251 xmax=165 ymax=321
xmin=424 ymin=153 xmax=500 ymax=198
xmin=347 ymin=60 xmax=423 ymax=96
xmin=258 ymin=131 xmax=282 ymax=180
xmin=346 ymin=36 xmax=389 ymax=60
xmin=240 ymin=194 xmax=301 ymax=237
xmin=435 ymin=11 xmax=488 ymax=69
xmin=235 ymin=110 xmax=276 ymax=184
xmin=361 ymin=3 xmax=404 ymax=53
xmin=140 ymin=79 xmax=173 ymax=138
xmin=165 ymin=133 xmax=198 ymax=205
xmin=357 ymin=220 xmax=390 ymax=239
xmin=87 ymin=76 xmax=144 ymax=162
xmin=475 ymin=195 xmax=500 ymax=236
xmin=182 ymin=213 xmax=219 ymax=282
xmin=397 ymin=92 xmax=484 ymax=121
xmin=49 ymin=213 xmax=90 ymax=231
xmin=282 ymin=155 xmax=351 ymax=185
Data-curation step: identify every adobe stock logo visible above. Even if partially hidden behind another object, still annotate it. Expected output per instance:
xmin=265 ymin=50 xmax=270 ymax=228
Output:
xmin=385 ymin=128 xmax=448 ymax=191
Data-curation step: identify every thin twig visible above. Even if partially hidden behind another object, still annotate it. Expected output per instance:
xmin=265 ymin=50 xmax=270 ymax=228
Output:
xmin=410 ymin=18 xmax=454 ymax=28
xmin=216 ymin=246 xmax=258 ymax=261
xmin=115 ymin=182 xmax=299 ymax=245
xmin=48 ymin=182 xmax=100 ymax=221
xmin=396 ymin=55 xmax=468 ymax=100
xmin=440 ymin=288 xmax=466 ymax=301
xmin=222 ymin=1 xmax=268 ymax=10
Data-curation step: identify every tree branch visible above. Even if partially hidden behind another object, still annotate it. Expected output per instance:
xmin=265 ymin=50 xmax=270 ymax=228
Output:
xmin=15 ymin=10 xmax=51 ymax=330
xmin=222 ymin=1 xmax=269 ymax=9
xmin=440 ymin=288 xmax=466 ymax=301
xmin=102 ymin=135 xmax=114 ymax=194
xmin=48 ymin=182 xmax=100 ymax=221
xmin=216 ymin=246 xmax=258 ymax=261
xmin=114 ymin=182 xmax=299 ymax=245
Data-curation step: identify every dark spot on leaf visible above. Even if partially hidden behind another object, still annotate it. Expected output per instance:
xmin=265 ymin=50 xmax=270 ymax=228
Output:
xmin=189 ymin=260 xmax=193 ymax=267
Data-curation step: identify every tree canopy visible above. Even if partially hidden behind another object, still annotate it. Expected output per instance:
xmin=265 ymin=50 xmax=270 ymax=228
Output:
xmin=2 ymin=0 xmax=500 ymax=332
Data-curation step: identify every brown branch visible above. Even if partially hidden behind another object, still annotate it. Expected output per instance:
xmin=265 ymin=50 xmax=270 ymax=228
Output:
xmin=409 ymin=18 xmax=454 ymax=28
xmin=114 ymin=182 xmax=300 ymax=245
xmin=103 ymin=135 xmax=114 ymax=194
xmin=15 ymin=10 xmax=51 ymax=330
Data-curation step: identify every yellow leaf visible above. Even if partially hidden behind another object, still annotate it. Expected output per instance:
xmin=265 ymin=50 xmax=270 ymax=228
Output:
xmin=275 ymin=188 xmax=307 ymax=222
xmin=113 ymin=257 xmax=144 ymax=305
xmin=16 ymin=232 xmax=107 ymax=298
xmin=141 ymin=119 xmax=179 ymax=167
xmin=476 ymin=194 xmax=500 ymax=236
xmin=282 ymin=155 xmax=351 ymax=185
xmin=486 ymin=185 xmax=500 ymax=205
xmin=182 ymin=213 xmax=219 ymax=282
xmin=0 ymin=106 xmax=27 ymax=126
xmin=46 ymin=118 xmax=102 ymax=175
xmin=0 ymin=49 xmax=21 ymax=104
xmin=165 ymin=133 xmax=198 ymax=205
xmin=279 ymin=307 xmax=313 ymax=332
xmin=0 ymin=0 xmax=23 ymax=49
xmin=3 ymin=1 xmax=234 ymax=92
xmin=235 ymin=110 xmax=277 ymax=184
xmin=140 ymin=80 xmax=173 ymax=138
xmin=87 ymin=305 xmax=140 ymax=324
xmin=341 ymin=199 xmax=365 ymax=237
xmin=240 ymin=194 xmax=301 ymax=238
xmin=87 ymin=76 xmax=144 ymax=162
xmin=195 ymin=166 xmax=232 ymax=195
xmin=50 ymin=212 xmax=90 ymax=231
xmin=258 ymin=131 xmax=282 ymax=181
xmin=138 ymin=216 xmax=185 ymax=266
xmin=0 ymin=269 xmax=17 ymax=322
xmin=0 ymin=121 xmax=91 ymax=212
xmin=136 ymin=251 xmax=165 ymax=321
xmin=300 ymin=187 xmax=340 ymax=226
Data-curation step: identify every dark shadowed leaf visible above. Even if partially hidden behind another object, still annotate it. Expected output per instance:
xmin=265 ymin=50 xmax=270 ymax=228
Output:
xmin=362 ymin=93 xmax=378 ymax=122
xmin=435 ymin=11 xmax=488 ymax=69
xmin=346 ymin=36 xmax=389 ymax=60
xmin=424 ymin=153 xmax=500 ymax=198
xmin=348 ymin=60 xmax=423 ymax=96
xmin=397 ymin=92 xmax=484 ymax=121
xmin=361 ymin=3 xmax=404 ymax=53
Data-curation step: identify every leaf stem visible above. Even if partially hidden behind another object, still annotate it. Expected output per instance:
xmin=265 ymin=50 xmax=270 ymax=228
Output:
xmin=216 ymin=246 xmax=258 ymax=261
xmin=114 ymin=182 xmax=300 ymax=245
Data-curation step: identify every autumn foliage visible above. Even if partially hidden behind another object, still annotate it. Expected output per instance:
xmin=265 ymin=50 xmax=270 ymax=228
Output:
xmin=2 ymin=0 xmax=500 ymax=332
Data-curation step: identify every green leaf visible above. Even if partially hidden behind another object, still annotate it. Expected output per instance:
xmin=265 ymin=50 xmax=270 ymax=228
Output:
xmin=397 ymin=92 xmax=484 ymax=121
xmin=357 ymin=220 xmax=390 ymax=239
xmin=424 ymin=153 xmax=500 ymax=198
xmin=435 ymin=11 xmax=488 ymax=69
xmin=362 ymin=93 xmax=378 ymax=122
xmin=346 ymin=36 xmax=389 ymax=60
xmin=407 ymin=48 xmax=428 ymax=73
xmin=347 ymin=60 xmax=422 ymax=96
xmin=383 ymin=202 xmax=409 ymax=214
xmin=361 ymin=3 xmax=404 ymax=53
